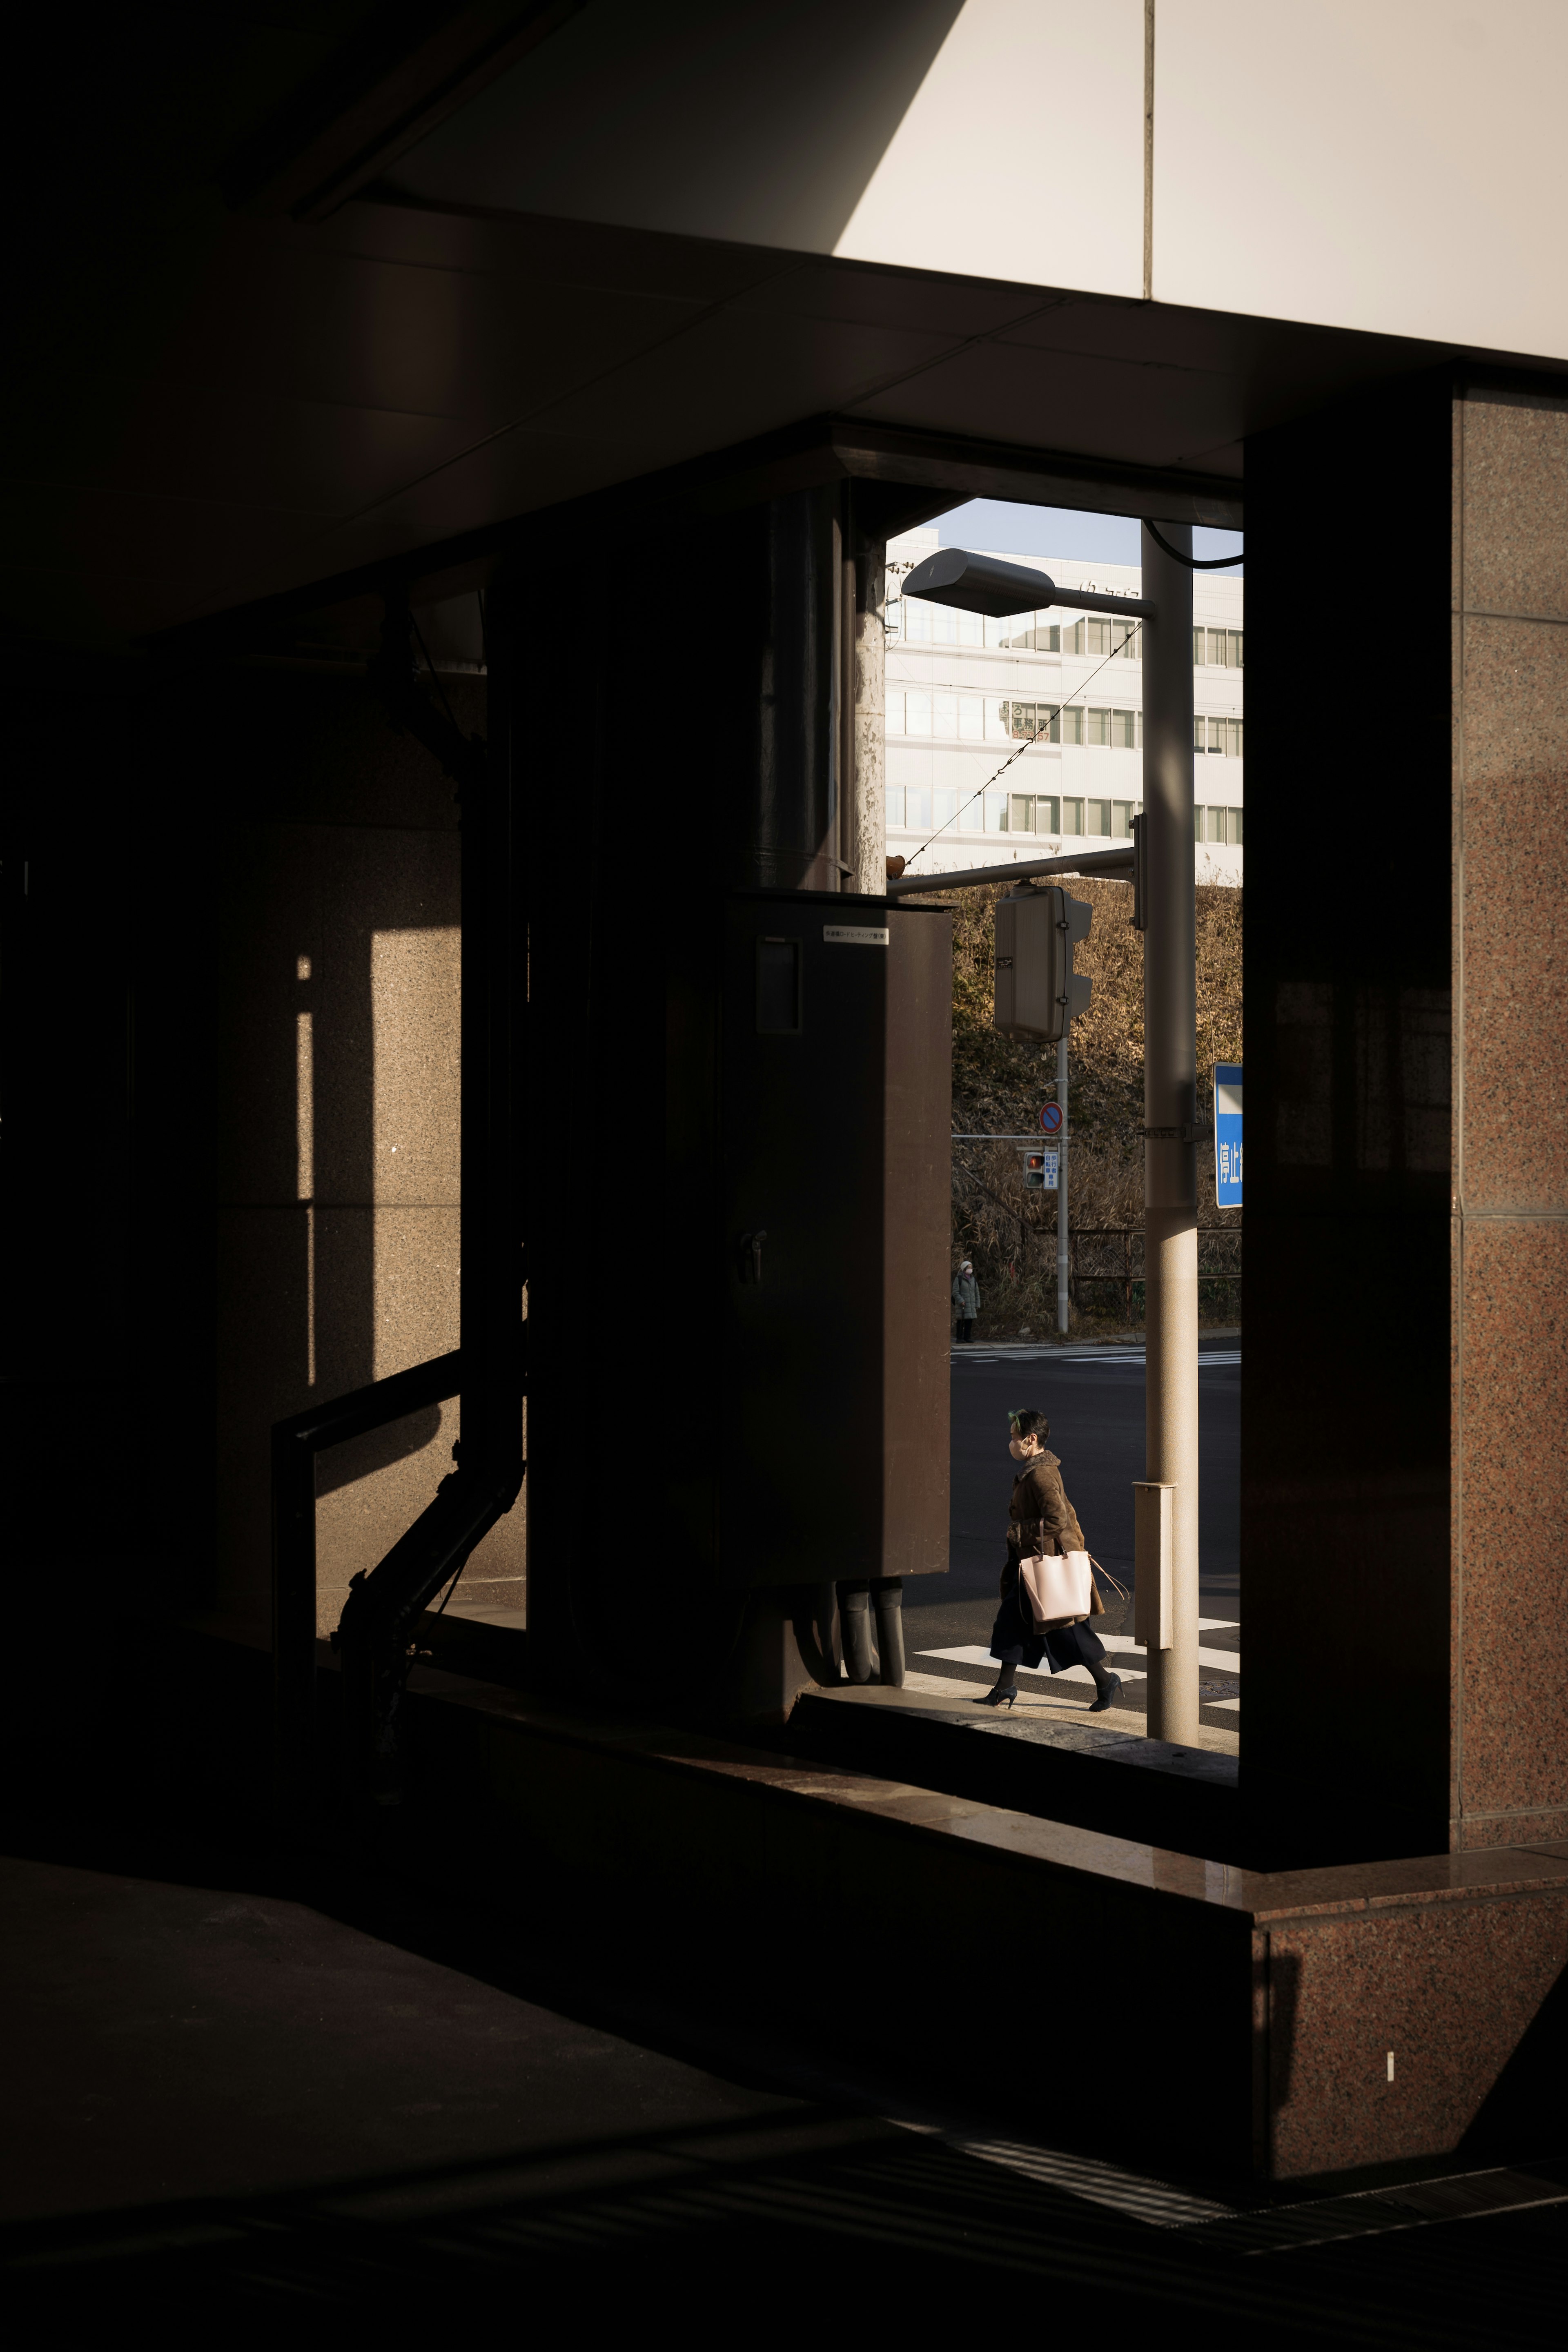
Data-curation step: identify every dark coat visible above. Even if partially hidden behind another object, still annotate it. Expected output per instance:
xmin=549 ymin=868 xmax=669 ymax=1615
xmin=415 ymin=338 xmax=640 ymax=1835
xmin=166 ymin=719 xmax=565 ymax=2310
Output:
xmin=990 ymin=1448 xmax=1105 ymax=1674
xmin=1004 ymin=1449 xmax=1085 ymax=1577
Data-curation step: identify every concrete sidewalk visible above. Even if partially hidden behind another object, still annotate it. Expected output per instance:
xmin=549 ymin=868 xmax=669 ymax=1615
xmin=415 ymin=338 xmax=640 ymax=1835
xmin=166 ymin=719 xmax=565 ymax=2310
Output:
xmin=836 ymin=1669 xmax=1240 ymax=1757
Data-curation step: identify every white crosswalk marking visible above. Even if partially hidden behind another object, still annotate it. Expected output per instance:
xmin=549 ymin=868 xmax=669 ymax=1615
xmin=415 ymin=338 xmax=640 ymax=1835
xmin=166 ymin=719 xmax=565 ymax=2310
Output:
xmin=915 ymin=1646 xmax=1147 ymax=1686
xmin=954 ymin=1348 xmax=1241 ymax=1368
xmin=913 ymin=1619 xmax=1242 ymax=1706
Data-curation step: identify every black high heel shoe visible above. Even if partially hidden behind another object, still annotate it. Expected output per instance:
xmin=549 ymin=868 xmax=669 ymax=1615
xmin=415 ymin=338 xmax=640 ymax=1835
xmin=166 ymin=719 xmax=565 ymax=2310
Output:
xmin=1088 ymin=1673 xmax=1123 ymax=1714
xmin=974 ymin=1685 xmax=1018 ymax=1709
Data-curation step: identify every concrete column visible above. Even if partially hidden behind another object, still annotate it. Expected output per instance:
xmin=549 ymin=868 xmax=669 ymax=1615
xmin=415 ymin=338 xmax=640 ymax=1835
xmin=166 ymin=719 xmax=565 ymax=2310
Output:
xmin=851 ymin=539 xmax=886 ymax=895
xmin=1140 ymin=521 xmax=1199 ymax=1745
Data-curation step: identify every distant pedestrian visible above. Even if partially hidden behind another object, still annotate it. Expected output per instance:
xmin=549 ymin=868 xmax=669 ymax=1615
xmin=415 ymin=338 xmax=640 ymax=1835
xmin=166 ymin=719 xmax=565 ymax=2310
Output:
xmin=977 ymin=1408 xmax=1123 ymax=1713
xmin=952 ymin=1259 xmax=980 ymax=1344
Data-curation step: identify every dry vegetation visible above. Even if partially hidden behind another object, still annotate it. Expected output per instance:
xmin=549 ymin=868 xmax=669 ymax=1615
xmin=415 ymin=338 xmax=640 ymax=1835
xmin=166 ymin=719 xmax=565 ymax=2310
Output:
xmin=911 ymin=876 xmax=1243 ymax=1338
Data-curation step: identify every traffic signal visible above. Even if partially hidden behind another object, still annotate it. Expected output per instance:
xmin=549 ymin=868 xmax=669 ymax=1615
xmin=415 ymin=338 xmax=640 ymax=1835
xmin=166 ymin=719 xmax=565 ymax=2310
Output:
xmin=993 ymin=886 xmax=1093 ymax=1043
xmin=1022 ymin=1149 xmax=1047 ymax=1190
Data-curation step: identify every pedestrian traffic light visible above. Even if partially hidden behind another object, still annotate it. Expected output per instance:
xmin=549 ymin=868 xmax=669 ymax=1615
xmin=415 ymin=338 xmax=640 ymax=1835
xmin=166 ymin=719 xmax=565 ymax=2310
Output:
xmin=1022 ymin=1150 xmax=1047 ymax=1189
xmin=993 ymin=885 xmax=1093 ymax=1043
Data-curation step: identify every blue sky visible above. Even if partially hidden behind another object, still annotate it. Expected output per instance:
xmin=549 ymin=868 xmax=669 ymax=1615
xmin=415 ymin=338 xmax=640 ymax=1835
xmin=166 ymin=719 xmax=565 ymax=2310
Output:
xmin=931 ymin=499 xmax=1243 ymax=573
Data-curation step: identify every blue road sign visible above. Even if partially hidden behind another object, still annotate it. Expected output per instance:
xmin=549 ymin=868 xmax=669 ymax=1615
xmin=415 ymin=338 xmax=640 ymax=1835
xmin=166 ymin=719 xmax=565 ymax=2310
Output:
xmin=1215 ymin=1062 xmax=1243 ymax=1206
xmin=1040 ymin=1102 xmax=1062 ymax=1135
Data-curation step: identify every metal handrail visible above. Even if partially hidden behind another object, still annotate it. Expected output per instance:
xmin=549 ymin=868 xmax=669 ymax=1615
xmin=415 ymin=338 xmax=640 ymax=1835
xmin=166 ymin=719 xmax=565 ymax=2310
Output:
xmin=271 ymin=1350 xmax=462 ymax=1808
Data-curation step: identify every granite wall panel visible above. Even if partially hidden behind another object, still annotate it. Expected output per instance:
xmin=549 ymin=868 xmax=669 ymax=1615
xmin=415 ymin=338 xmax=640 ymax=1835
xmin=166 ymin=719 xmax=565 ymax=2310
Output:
xmin=1245 ymin=376 xmax=1568 ymax=1865
xmin=1265 ymin=1888 xmax=1568 ymax=2177
xmin=1260 ymin=1882 xmax=1568 ymax=2173
xmin=210 ymin=671 xmax=524 ymax=1640
xmin=1454 ymin=385 xmax=1568 ymax=1849
xmin=1456 ymin=1218 xmax=1568 ymax=1827
xmin=1458 ymin=619 xmax=1568 ymax=1214
xmin=1461 ymin=389 xmax=1568 ymax=621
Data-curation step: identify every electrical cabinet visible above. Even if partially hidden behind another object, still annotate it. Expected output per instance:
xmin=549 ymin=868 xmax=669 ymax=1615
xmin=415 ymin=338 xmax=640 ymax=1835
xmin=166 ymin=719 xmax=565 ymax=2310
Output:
xmin=660 ymin=890 xmax=951 ymax=1592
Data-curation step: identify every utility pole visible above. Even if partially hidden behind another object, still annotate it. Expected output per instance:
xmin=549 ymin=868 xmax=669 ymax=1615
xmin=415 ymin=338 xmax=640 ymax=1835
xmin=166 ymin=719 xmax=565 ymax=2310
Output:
xmin=1056 ymin=1032 xmax=1069 ymax=1335
xmin=1139 ymin=521 xmax=1199 ymax=1744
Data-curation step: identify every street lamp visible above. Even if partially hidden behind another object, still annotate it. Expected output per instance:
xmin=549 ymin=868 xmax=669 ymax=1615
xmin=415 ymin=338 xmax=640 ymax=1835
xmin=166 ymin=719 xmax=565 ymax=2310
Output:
xmin=891 ymin=530 xmax=1200 ymax=1747
xmin=901 ymin=546 xmax=1154 ymax=620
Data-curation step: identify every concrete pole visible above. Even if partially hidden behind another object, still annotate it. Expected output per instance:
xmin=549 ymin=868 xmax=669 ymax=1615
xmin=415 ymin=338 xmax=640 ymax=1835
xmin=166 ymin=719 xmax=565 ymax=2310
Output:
xmin=1139 ymin=521 xmax=1199 ymax=1744
xmin=1056 ymin=1031 xmax=1069 ymax=1335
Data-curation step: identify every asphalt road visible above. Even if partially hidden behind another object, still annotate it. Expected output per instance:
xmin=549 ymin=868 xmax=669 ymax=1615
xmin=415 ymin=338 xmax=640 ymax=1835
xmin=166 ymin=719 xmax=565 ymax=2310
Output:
xmin=903 ymin=1340 xmax=1240 ymax=1657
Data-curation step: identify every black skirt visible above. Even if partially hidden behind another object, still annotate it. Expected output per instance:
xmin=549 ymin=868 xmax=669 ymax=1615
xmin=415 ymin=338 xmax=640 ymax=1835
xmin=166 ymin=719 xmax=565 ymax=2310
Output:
xmin=989 ymin=1579 xmax=1107 ymax=1674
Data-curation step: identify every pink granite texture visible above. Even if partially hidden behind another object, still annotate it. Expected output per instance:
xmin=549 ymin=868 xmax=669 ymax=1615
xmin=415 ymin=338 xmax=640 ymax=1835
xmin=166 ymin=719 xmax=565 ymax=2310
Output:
xmin=1263 ymin=1888 xmax=1568 ymax=2178
xmin=1458 ymin=618 xmax=1568 ymax=1212
xmin=1460 ymin=1808 xmax=1568 ymax=1849
xmin=1454 ymin=388 xmax=1568 ymax=1850
xmin=1457 ymin=1220 xmax=1568 ymax=1828
xmin=1461 ymin=390 xmax=1568 ymax=620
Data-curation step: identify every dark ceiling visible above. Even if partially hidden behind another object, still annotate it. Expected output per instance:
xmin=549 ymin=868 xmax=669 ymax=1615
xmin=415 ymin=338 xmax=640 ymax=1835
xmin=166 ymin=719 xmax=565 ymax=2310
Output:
xmin=4 ymin=3 xmax=1540 ymax=653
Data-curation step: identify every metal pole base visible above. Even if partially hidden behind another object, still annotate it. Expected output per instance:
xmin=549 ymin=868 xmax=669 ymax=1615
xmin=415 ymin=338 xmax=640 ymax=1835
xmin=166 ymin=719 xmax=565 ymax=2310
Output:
xmin=838 ymin=1581 xmax=874 ymax=1684
xmin=871 ymin=1577 xmax=905 ymax=1688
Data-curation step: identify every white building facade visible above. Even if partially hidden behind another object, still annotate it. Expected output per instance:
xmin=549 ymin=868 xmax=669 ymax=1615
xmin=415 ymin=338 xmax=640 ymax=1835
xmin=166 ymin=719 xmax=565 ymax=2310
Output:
xmin=884 ymin=530 xmax=1243 ymax=886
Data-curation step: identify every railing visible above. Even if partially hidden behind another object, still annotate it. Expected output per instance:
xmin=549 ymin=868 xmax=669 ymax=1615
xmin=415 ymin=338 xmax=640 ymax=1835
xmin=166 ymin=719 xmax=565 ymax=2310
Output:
xmin=271 ymin=1350 xmax=462 ymax=1808
xmin=1065 ymin=1225 xmax=1242 ymax=1321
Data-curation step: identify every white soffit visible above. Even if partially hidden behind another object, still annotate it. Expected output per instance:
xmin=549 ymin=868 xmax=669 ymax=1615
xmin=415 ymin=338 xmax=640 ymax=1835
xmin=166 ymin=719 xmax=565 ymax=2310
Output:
xmin=385 ymin=0 xmax=1144 ymax=301
xmin=831 ymin=0 xmax=1144 ymax=298
xmin=1153 ymin=0 xmax=1568 ymax=361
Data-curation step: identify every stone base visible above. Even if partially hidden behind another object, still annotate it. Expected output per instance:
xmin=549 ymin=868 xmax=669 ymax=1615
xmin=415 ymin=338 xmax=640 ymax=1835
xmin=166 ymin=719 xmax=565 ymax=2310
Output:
xmin=389 ymin=1659 xmax=1567 ymax=2183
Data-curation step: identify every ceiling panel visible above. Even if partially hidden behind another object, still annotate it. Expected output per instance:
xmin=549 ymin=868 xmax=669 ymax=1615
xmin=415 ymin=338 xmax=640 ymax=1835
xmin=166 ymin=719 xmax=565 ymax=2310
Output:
xmin=852 ymin=339 xmax=1252 ymax=478
xmin=523 ymin=308 xmax=966 ymax=451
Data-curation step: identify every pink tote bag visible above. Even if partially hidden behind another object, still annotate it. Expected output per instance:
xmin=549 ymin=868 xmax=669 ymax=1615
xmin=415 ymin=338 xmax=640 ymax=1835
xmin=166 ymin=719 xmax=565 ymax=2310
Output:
xmin=1018 ymin=1548 xmax=1094 ymax=1630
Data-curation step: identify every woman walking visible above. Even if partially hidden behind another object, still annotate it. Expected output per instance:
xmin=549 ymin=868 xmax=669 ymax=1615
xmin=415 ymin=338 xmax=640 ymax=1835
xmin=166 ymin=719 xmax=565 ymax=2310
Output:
xmin=977 ymin=1407 xmax=1123 ymax=1713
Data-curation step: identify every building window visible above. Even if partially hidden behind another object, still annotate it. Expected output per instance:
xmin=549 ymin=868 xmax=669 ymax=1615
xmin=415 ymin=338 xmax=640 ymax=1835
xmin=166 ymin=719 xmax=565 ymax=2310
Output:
xmin=986 ymin=611 xmax=1056 ymax=650
xmin=1193 ymin=805 xmax=1246 ymax=845
xmin=1113 ymin=799 xmax=1138 ymax=837
xmin=1193 ymin=628 xmax=1244 ymax=668
xmin=1061 ymin=797 xmax=1085 ymax=836
xmin=1086 ymin=799 xmax=1112 ymax=837
xmin=1005 ymin=793 xmax=1061 ymax=835
xmin=1086 ymin=707 xmax=1142 ymax=747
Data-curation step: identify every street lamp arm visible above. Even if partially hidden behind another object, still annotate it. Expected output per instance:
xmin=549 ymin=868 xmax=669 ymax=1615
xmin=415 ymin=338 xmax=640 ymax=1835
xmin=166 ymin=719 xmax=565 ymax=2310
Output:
xmin=886 ymin=845 xmax=1134 ymax=896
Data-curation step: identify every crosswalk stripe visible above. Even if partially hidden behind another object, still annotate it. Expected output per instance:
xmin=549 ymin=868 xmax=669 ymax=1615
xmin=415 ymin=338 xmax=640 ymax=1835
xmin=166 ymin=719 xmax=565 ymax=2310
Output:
xmin=915 ymin=1638 xmax=1241 ymax=1674
xmin=953 ymin=1349 xmax=1241 ymax=1368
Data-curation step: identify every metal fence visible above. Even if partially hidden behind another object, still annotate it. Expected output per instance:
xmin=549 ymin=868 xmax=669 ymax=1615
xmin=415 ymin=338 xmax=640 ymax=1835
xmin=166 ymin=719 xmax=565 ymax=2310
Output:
xmin=1062 ymin=1226 xmax=1242 ymax=1321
